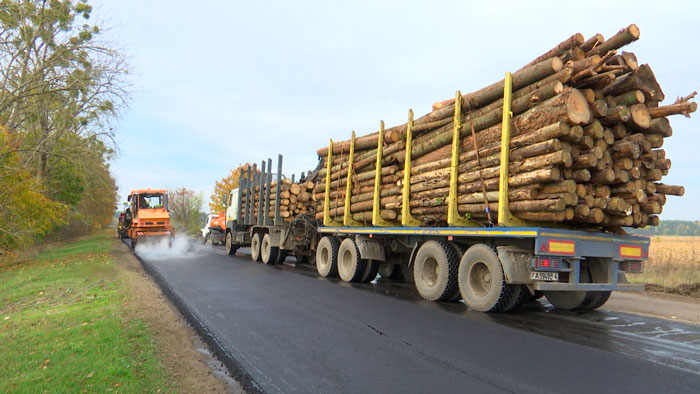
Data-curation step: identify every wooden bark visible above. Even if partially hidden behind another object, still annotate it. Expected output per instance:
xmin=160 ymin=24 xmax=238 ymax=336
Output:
xmin=522 ymin=33 xmax=584 ymax=68
xmin=613 ymin=90 xmax=645 ymax=106
xmin=588 ymin=24 xmax=640 ymax=57
xmin=603 ymin=64 xmax=664 ymax=102
xmin=647 ymin=102 xmax=697 ymax=118
xmin=654 ymin=184 xmax=684 ymax=196
xmin=580 ymin=34 xmax=605 ymax=52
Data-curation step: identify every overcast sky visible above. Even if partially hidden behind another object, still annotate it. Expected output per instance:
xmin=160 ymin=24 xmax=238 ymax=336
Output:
xmin=93 ymin=0 xmax=700 ymax=220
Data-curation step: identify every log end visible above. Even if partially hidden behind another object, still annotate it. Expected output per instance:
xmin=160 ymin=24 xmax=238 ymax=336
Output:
xmin=566 ymin=89 xmax=593 ymax=124
xmin=551 ymin=56 xmax=564 ymax=72
xmin=629 ymin=104 xmax=651 ymax=128
xmin=627 ymin=24 xmax=641 ymax=40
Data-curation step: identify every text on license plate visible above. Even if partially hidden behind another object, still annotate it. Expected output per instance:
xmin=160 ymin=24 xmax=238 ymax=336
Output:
xmin=530 ymin=271 xmax=559 ymax=281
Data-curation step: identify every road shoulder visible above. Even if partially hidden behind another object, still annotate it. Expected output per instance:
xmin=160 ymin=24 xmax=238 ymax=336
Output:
xmin=603 ymin=291 xmax=700 ymax=325
xmin=112 ymin=238 xmax=244 ymax=393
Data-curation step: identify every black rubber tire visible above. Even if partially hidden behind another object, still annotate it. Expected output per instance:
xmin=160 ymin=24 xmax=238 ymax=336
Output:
xmin=581 ymin=290 xmax=612 ymax=310
xmin=579 ymin=259 xmax=612 ymax=310
xmin=502 ymin=284 xmax=528 ymax=312
xmin=274 ymin=250 xmax=289 ymax=265
xmin=316 ymin=236 xmax=339 ymax=277
xmin=250 ymin=233 xmax=262 ymax=262
xmin=400 ymin=264 xmax=414 ymax=283
xmin=448 ymin=243 xmax=467 ymax=301
xmin=202 ymin=236 xmax=207 ymax=244
xmin=131 ymin=238 xmax=138 ymax=250
xmin=337 ymin=238 xmax=368 ymax=282
xmin=360 ymin=259 xmax=379 ymax=283
xmin=544 ymin=267 xmax=591 ymax=311
xmin=459 ymin=244 xmax=513 ymax=312
xmin=522 ymin=289 xmax=545 ymax=303
xmin=378 ymin=264 xmax=401 ymax=279
xmin=225 ymin=233 xmax=238 ymax=256
xmin=413 ymin=240 xmax=459 ymax=301
xmin=261 ymin=233 xmax=279 ymax=265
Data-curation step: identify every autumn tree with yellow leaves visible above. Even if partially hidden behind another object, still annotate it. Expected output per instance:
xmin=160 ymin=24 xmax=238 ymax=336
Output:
xmin=209 ymin=164 xmax=259 ymax=212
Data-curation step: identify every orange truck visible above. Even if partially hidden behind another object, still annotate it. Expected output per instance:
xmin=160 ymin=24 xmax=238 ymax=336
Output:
xmin=122 ymin=188 xmax=174 ymax=248
xmin=203 ymin=211 xmax=226 ymax=245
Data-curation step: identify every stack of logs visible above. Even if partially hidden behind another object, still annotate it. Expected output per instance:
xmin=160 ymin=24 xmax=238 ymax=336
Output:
xmin=241 ymin=179 xmax=316 ymax=223
xmin=312 ymin=24 xmax=692 ymax=230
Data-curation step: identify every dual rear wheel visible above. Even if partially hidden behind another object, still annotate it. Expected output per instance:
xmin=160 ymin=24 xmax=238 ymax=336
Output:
xmin=250 ymin=232 xmax=287 ymax=265
xmin=313 ymin=237 xmax=610 ymax=312
xmin=316 ymin=237 xmax=378 ymax=283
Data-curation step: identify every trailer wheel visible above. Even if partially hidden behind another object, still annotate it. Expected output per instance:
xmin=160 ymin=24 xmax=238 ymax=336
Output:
xmin=459 ymin=244 xmax=513 ymax=312
xmin=275 ymin=250 xmax=289 ymax=265
xmin=337 ymin=238 xmax=368 ymax=282
xmin=360 ymin=260 xmax=379 ymax=283
xmin=579 ymin=261 xmax=612 ymax=310
xmin=225 ymin=233 xmax=238 ymax=256
xmin=448 ymin=243 xmax=467 ymax=301
xmin=316 ymin=236 xmax=339 ymax=277
xmin=502 ymin=284 xmax=528 ymax=312
xmin=131 ymin=238 xmax=138 ymax=250
xmin=544 ymin=267 xmax=591 ymax=310
xmin=378 ymin=264 xmax=401 ymax=279
xmin=261 ymin=233 xmax=279 ymax=265
xmin=413 ymin=241 xmax=459 ymax=301
xmin=251 ymin=233 xmax=262 ymax=262
xmin=400 ymin=264 xmax=415 ymax=283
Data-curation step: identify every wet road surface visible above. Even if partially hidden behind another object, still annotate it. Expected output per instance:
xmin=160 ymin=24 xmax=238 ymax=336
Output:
xmin=130 ymin=240 xmax=700 ymax=393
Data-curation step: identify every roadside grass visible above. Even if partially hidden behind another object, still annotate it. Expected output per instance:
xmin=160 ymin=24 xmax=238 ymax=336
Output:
xmin=628 ymin=236 xmax=700 ymax=296
xmin=0 ymin=231 xmax=172 ymax=393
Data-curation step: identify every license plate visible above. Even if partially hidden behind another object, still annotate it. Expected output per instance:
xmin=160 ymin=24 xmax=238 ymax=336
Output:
xmin=530 ymin=271 xmax=559 ymax=281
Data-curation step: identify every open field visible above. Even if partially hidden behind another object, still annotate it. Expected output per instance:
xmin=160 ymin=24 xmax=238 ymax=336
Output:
xmin=0 ymin=232 xmax=172 ymax=393
xmin=627 ymin=236 xmax=700 ymax=296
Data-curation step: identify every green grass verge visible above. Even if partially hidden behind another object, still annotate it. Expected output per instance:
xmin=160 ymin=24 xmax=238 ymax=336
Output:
xmin=0 ymin=232 xmax=172 ymax=393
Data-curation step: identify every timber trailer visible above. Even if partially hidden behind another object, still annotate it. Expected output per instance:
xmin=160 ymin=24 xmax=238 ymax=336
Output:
xmin=224 ymin=74 xmax=648 ymax=312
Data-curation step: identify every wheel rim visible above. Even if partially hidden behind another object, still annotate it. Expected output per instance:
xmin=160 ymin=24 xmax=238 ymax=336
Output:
xmin=319 ymin=247 xmax=329 ymax=270
xmin=262 ymin=237 xmax=270 ymax=259
xmin=421 ymin=257 xmax=439 ymax=287
xmin=251 ymin=234 xmax=260 ymax=260
xmin=226 ymin=234 xmax=231 ymax=250
xmin=469 ymin=261 xmax=492 ymax=297
xmin=340 ymin=249 xmax=353 ymax=276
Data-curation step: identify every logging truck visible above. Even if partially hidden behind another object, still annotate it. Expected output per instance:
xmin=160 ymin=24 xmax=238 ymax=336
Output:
xmin=216 ymin=23 xmax=699 ymax=312
xmin=223 ymin=146 xmax=647 ymax=313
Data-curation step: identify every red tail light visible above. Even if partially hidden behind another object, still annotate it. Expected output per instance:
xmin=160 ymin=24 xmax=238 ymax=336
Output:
xmin=532 ymin=256 xmax=566 ymax=270
xmin=621 ymin=261 xmax=643 ymax=273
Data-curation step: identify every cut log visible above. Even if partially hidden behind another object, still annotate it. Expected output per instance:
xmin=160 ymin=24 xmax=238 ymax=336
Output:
xmin=647 ymin=102 xmax=697 ymax=118
xmin=603 ymin=64 xmax=664 ymax=102
xmin=588 ymin=24 xmax=640 ymax=57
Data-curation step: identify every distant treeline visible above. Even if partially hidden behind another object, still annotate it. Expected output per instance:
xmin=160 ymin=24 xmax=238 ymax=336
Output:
xmin=630 ymin=220 xmax=700 ymax=236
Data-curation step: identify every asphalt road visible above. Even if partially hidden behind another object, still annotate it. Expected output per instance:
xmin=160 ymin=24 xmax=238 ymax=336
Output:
xmin=131 ymin=240 xmax=700 ymax=394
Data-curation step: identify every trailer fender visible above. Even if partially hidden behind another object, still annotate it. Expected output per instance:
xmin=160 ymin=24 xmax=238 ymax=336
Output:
xmin=266 ymin=228 xmax=284 ymax=248
xmin=497 ymin=246 xmax=533 ymax=284
xmin=407 ymin=242 xmax=420 ymax=268
xmin=355 ymin=237 xmax=386 ymax=262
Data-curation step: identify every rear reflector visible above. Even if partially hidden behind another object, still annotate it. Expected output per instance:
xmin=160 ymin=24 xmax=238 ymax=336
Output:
xmin=619 ymin=245 xmax=642 ymax=259
xmin=545 ymin=240 xmax=576 ymax=255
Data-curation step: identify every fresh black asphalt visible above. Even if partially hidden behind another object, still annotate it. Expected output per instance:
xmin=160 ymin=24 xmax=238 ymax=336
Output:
xmin=131 ymin=241 xmax=700 ymax=394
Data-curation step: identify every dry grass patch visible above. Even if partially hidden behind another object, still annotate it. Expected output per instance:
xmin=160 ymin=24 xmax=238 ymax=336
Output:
xmin=628 ymin=236 xmax=700 ymax=296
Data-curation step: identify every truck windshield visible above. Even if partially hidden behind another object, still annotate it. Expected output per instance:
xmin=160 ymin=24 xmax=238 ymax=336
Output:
xmin=139 ymin=193 xmax=164 ymax=209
